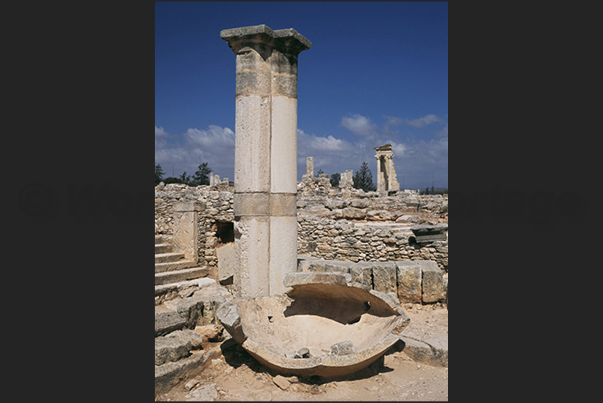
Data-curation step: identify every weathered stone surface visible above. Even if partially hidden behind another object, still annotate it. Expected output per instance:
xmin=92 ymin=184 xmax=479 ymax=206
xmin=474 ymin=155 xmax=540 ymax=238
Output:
xmin=193 ymin=286 xmax=234 ymax=325
xmin=396 ymin=261 xmax=422 ymax=303
xmin=155 ymin=311 xmax=187 ymax=336
xmin=351 ymin=199 xmax=369 ymax=208
xmin=217 ymin=281 xmax=409 ymax=378
xmin=420 ymin=261 xmax=446 ymax=303
xmin=342 ymin=207 xmax=366 ymax=220
xmin=186 ymin=383 xmax=217 ymax=401
xmin=184 ymin=379 xmax=200 ymax=391
xmin=350 ymin=263 xmax=373 ymax=288
xmin=273 ymin=375 xmax=291 ymax=390
xmin=283 ymin=271 xmax=351 ymax=287
xmin=221 ymin=24 xmax=312 ymax=55
xmin=156 ymin=184 xmax=449 ymax=277
xmin=414 ymin=233 xmax=447 ymax=243
xmin=399 ymin=335 xmax=448 ymax=367
xmin=173 ymin=297 xmax=205 ymax=328
xmin=216 ymin=243 xmax=236 ymax=282
xmin=410 ymin=223 xmax=448 ymax=243
xmin=215 ymin=300 xmax=246 ymax=344
xmin=166 ymin=329 xmax=204 ymax=349
xmin=330 ymin=340 xmax=356 ymax=356
xmin=324 ymin=260 xmax=355 ymax=274
xmin=424 ymin=335 xmax=448 ymax=367
xmin=155 ymin=351 xmax=205 ymax=395
xmin=371 ymin=262 xmax=397 ymax=295
xmin=410 ymin=223 xmax=448 ymax=235
xmin=195 ymin=324 xmax=223 ymax=342
xmin=155 ymin=329 xmax=202 ymax=366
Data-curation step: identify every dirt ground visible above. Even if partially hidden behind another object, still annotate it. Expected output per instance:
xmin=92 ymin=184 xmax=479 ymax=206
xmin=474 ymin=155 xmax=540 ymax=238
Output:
xmin=157 ymin=303 xmax=448 ymax=401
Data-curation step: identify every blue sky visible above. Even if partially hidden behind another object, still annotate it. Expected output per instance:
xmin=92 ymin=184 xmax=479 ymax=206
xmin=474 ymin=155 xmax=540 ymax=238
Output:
xmin=155 ymin=1 xmax=447 ymax=189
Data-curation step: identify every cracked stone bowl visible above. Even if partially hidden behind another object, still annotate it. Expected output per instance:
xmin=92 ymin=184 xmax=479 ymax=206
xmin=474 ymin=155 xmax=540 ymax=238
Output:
xmin=216 ymin=272 xmax=410 ymax=378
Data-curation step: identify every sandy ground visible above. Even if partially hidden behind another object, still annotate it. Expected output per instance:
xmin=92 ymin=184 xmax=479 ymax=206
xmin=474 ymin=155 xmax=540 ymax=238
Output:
xmin=156 ymin=303 xmax=448 ymax=401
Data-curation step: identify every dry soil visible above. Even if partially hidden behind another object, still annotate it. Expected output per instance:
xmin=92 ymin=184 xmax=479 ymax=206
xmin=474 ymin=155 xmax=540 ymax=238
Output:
xmin=156 ymin=303 xmax=448 ymax=401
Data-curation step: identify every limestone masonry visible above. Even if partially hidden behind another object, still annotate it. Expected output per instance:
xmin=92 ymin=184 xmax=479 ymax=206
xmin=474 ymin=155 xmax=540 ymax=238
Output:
xmin=155 ymin=182 xmax=448 ymax=276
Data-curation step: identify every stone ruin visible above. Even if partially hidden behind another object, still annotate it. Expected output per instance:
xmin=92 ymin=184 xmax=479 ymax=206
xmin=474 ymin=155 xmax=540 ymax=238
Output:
xmin=155 ymin=24 xmax=448 ymax=396
xmin=374 ymin=143 xmax=400 ymax=192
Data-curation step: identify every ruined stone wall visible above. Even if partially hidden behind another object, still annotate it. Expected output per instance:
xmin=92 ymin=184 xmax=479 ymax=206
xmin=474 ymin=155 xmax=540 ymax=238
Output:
xmin=297 ymin=216 xmax=448 ymax=272
xmin=155 ymin=182 xmax=234 ymax=272
xmin=155 ymin=183 xmax=448 ymax=273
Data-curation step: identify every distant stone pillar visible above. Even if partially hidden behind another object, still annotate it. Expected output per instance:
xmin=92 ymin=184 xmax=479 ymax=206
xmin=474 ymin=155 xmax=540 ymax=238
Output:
xmin=340 ymin=169 xmax=354 ymax=188
xmin=172 ymin=201 xmax=204 ymax=263
xmin=374 ymin=144 xmax=399 ymax=192
xmin=305 ymin=157 xmax=314 ymax=177
xmin=387 ymin=155 xmax=400 ymax=191
xmin=221 ymin=25 xmax=311 ymax=298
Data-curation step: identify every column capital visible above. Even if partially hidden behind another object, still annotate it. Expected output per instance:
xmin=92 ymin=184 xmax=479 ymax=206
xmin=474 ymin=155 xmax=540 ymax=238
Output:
xmin=221 ymin=24 xmax=312 ymax=55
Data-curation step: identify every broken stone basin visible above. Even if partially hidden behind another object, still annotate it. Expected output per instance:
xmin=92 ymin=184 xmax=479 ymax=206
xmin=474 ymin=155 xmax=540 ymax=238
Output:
xmin=216 ymin=272 xmax=410 ymax=378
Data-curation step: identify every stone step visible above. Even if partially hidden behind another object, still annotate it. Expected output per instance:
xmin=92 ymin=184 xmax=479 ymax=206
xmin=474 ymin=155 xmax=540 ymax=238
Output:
xmin=155 ymin=278 xmax=217 ymax=297
xmin=155 ymin=252 xmax=185 ymax=264
xmin=155 ymin=234 xmax=173 ymax=245
xmin=155 ymin=266 xmax=209 ymax=285
xmin=155 ymin=260 xmax=197 ymax=274
xmin=155 ymin=329 xmax=203 ymax=366
xmin=155 ymin=309 xmax=187 ymax=336
xmin=155 ymin=243 xmax=172 ymax=254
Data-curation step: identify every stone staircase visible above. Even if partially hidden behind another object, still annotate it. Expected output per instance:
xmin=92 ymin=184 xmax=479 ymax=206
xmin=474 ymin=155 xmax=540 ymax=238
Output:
xmin=155 ymin=235 xmax=209 ymax=296
xmin=154 ymin=268 xmax=233 ymax=396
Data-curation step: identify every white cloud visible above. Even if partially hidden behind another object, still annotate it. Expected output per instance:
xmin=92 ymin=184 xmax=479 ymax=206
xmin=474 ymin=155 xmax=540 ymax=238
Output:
xmin=184 ymin=125 xmax=235 ymax=148
xmin=154 ymin=116 xmax=447 ymax=189
xmin=403 ymin=114 xmax=442 ymax=128
xmin=340 ymin=114 xmax=379 ymax=136
xmin=155 ymin=126 xmax=168 ymax=137
xmin=383 ymin=115 xmax=403 ymax=127
xmin=154 ymin=125 xmax=235 ymax=179
xmin=297 ymin=129 xmax=346 ymax=152
xmin=391 ymin=142 xmax=406 ymax=156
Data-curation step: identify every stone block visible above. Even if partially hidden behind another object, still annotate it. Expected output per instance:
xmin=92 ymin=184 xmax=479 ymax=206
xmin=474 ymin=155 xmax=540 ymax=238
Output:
xmin=283 ymin=271 xmax=351 ymax=287
xmin=350 ymin=262 xmax=372 ymax=288
xmin=234 ymin=95 xmax=271 ymax=193
xmin=371 ymin=262 xmax=397 ymax=294
xmin=155 ymin=329 xmax=203 ymax=366
xmin=216 ymin=243 xmax=236 ymax=282
xmin=395 ymin=261 xmax=422 ymax=303
xmin=342 ymin=207 xmax=366 ymax=220
xmin=410 ymin=224 xmax=448 ymax=244
xmin=419 ymin=260 xmax=446 ymax=303
xmin=155 ymin=311 xmax=187 ymax=336
xmin=323 ymin=260 xmax=355 ymax=274
xmin=236 ymin=69 xmax=271 ymax=96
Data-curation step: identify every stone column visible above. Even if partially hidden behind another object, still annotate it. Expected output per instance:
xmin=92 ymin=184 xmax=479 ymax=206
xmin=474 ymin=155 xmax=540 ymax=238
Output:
xmin=375 ymin=155 xmax=386 ymax=192
xmin=387 ymin=155 xmax=400 ymax=191
xmin=305 ymin=156 xmax=314 ymax=177
xmin=172 ymin=201 xmax=204 ymax=263
xmin=221 ymin=25 xmax=311 ymax=298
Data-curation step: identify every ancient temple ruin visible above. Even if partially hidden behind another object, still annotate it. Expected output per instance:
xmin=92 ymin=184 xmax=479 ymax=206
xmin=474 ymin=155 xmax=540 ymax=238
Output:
xmin=374 ymin=144 xmax=400 ymax=192
xmin=154 ymin=25 xmax=448 ymax=398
